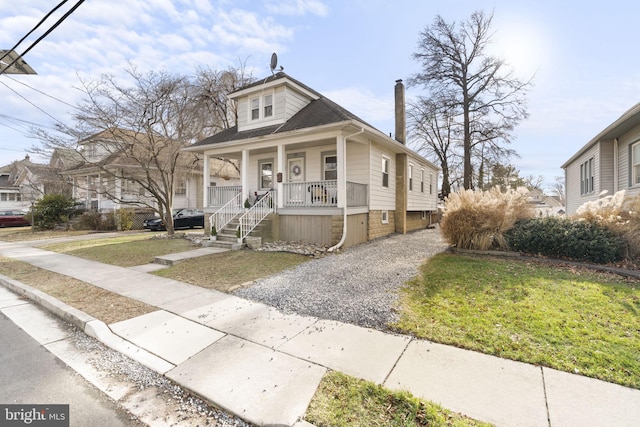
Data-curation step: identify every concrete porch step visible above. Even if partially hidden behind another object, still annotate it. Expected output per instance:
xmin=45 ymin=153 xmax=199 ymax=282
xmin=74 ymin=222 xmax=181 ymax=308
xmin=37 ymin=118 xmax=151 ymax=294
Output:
xmin=154 ymin=247 xmax=230 ymax=266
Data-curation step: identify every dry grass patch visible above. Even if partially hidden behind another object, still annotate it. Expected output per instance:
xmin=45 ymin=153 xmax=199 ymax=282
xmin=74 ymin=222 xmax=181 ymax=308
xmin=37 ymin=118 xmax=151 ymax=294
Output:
xmin=0 ymin=227 xmax=93 ymax=242
xmin=42 ymin=234 xmax=195 ymax=267
xmin=154 ymin=250 xmax=311 ymax=292
xmin=0 ymin=257 xmax=156 ymax=324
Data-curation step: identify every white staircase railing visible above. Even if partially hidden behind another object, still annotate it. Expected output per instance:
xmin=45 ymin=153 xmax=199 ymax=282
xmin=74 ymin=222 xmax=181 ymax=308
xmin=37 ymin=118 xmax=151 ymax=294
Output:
xmin=238 ymin=190 xmax=275 ymax=241
xmin=209 ymin=191 xmax=243 ymax=235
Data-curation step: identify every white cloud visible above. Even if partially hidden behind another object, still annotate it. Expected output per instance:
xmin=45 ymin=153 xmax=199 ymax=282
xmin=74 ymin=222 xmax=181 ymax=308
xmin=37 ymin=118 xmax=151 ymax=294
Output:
xmin=265 ymin=0 xmax=329 ymax=17
xmin=323 ymin=86 xmax=394 ymax=133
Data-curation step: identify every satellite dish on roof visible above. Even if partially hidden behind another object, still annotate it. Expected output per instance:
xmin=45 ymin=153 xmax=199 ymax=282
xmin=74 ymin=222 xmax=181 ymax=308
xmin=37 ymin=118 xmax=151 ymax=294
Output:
xmin=269 ymin=52 xmax=284 ymax=75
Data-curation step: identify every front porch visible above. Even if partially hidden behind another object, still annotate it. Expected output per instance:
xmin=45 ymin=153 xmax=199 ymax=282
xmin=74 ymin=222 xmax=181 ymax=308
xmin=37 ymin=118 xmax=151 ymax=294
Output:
xmin=206 ymin=181 xmax=368 ymax=209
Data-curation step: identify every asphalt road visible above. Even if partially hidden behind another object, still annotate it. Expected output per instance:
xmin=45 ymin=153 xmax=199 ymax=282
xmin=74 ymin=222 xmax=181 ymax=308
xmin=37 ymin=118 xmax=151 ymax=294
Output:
xmin=0 ymin=311 xmax=141 ymax=427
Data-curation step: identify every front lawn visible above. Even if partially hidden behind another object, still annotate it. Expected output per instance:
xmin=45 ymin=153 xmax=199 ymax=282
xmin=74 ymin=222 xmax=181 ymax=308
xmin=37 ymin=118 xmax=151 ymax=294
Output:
xmin=153 ymin=250 xmax=310 ymax=292
xmin=394 ymin=253 xmax=640 ymax=389
xmin=42 ymin=234 xmax=195 ymax=267
xmin=306 ymin=371 xmax=491 ymax=427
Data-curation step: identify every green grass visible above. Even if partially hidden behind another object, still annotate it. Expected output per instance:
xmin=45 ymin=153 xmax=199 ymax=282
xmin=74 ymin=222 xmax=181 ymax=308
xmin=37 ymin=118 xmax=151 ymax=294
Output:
xmin=306 ymin=371 xmax=492 ymax=427
xmin=42 ymin=234 xmax=195 ymax=267
xmin=394 ymin=253 xmax=640 ymax=389
xmin=153 ymin=250 xmax=310 ymax=292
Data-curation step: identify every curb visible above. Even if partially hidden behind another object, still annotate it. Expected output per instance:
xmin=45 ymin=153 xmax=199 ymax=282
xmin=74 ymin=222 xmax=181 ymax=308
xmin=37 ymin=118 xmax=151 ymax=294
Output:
xmin=0 ymin=274 xmax=174 ymax=374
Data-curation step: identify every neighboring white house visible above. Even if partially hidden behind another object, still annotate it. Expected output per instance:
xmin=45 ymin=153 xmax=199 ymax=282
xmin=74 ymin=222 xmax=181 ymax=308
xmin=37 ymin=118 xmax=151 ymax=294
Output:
xmin=186 ymin=72 xmax=440 ymax=248
xmin=527 ymin=188 xmax=565 ymax=217
xmin=562 ymin=102 xmax=640 ymax=214
xmin=61 ymin=130 xmax=238 ymax=212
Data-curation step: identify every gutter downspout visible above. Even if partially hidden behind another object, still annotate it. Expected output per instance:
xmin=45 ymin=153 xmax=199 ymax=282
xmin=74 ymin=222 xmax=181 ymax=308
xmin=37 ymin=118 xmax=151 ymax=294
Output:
xmin=329 ymin=126 xmax=365 ymax=252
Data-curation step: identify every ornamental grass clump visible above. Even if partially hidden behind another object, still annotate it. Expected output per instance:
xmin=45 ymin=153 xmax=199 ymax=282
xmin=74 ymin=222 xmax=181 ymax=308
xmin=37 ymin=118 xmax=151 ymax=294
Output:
xmin=440 ymin=187 xmax=533 ymax=250
xmin=575 ymin=190 xmax=640 ymax=262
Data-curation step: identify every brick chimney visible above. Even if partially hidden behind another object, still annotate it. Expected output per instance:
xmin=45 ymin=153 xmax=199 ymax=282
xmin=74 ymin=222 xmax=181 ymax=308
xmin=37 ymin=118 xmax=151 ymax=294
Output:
xmin=394 ymin=79 xmax=406 ymax=144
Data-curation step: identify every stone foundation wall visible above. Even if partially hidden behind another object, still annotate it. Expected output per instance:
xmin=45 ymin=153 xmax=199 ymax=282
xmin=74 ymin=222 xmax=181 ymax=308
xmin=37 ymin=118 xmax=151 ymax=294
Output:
xmin=405 ymin=211 xmax=433 ymax=232
xmin=368 ymin=210 xmax=396 ymax=240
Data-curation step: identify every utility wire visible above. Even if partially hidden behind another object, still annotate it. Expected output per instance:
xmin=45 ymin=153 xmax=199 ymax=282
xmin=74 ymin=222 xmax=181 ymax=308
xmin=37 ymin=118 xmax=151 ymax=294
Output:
xmin=0 ymin=0 xmax=70 ymax=64
xmin=3 ymin=74 xmax=77 ymax=109
xmin=0 ymin=0 xmax=85 ymax=75
xmin=0 ymin=80 xmax=66 ymax=126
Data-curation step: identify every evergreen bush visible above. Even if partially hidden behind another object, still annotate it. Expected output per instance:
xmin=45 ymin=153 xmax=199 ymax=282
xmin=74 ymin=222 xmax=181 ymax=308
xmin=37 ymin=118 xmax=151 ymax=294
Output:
xmin=31 ymin=194 xmax=76 ymax=230
xmin=506 ymin=217 xmax=624 ymax=264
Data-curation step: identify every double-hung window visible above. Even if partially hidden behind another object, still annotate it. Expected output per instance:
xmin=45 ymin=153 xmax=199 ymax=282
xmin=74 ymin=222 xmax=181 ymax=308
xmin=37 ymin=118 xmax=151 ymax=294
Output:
xmin=250 ymin=93 xmax=274 ymax=121
xmin=580 ymin=158 xmax=594 ymax=195
xmin=259 ymin=160 xmax=273 ymax=189
xmin=264 ymin=94 xmax=273 ymax=118
xmin=251 ymin=98 xmax=260 ymax=120
xmin=382 ymin=156 xmax=390 ymax=188
xmin=323 ymin=153 xmax=337 ymax=180
xmin=421 ymin=169 xmax=425 ymax=193
xmin=408 ymin=164 xmax=413 ymax=191
xmin=633 ymin=142 xmax=640 ymax=186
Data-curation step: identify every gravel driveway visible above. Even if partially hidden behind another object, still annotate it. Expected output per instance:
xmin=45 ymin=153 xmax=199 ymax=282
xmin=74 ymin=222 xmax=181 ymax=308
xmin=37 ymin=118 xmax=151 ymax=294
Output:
xmin=234 ymin=227 xmax=448 ymax=331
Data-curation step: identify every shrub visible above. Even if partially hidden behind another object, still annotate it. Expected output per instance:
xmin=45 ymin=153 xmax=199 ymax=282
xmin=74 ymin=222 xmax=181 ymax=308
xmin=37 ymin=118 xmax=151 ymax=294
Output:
xmin=574 ymin=190 xmax=640 ymax=262
xmin=506 ymin=217 xmax=624 ymax=264
xmin=440 ymin=187 xmax=533 ymax=250
xmin=115 ymin=208 xmax=135 ymax=231
xmin=75 ymin=211 xmax=116 ymax=231
xmin=31 ymin=194 xmax=76 ymax=230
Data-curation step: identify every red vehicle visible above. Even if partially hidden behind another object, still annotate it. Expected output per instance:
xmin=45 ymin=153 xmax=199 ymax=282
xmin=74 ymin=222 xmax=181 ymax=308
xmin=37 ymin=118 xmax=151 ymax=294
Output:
xmin=0 ymin=211 xmax=31 ymax=227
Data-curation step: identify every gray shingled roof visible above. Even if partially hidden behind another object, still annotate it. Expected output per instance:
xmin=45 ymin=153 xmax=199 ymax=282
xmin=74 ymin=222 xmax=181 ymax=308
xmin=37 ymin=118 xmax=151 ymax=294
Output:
xmin=190 ymin=73 xmax=375 ymax=148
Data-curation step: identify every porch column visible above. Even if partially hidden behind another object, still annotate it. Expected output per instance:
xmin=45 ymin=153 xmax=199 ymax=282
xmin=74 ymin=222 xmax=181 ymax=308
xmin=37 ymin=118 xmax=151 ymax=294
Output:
xmin=277 ymin=144 xmax=285 ymax=208
xmin=203 ymin=154 xmax=210 ymax=207
xmin=241 ymin=149 xmax=249 ymax=204
xmin=336 ymin=135 xmax=346 ymax=208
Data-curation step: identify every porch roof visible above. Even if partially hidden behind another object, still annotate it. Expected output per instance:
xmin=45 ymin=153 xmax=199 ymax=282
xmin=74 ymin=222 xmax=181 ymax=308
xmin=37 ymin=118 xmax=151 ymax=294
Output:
xmin=189 ymin=84 xmax=375 ymax=149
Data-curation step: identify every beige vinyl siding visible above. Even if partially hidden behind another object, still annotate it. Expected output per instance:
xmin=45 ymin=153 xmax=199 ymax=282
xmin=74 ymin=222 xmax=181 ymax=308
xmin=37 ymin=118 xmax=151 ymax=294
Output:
xmin=249 ymin=152 xmax=278 ymax=192
xmin=345 ymin=142 xmax=369 ymax=184
xmin=236 ymin=98 xmax=248 ymax=127
xmin=369 ymin=143 xmax=395 ymax=210
xmin=407 ymin=155 xmax=438 ymax=211
xmin=565 ymin=144 xmax=599 ymax=214
xmin=284 ymin=86 xmax=311 ymax=121
xmin=599 ymin=140 xmax=615 ymax=195
xmin=617 ymin=126 xmax=640 ymax=191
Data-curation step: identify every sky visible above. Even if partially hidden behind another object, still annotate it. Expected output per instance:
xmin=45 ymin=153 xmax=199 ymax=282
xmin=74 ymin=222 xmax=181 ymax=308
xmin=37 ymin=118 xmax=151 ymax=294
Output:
xmin=1 ymin=0 xmax=640 ymax=193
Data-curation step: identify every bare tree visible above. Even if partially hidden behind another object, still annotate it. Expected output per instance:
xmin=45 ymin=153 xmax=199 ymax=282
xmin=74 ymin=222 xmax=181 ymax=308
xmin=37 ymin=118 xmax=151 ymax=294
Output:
xmin=408 ymin=97 xmax=462 ymax=198
xmin=550 ymin=176 xmax=566 ymax=205
xmin=409 ymin=10 xmax=531 ymax=190
xmin=33 ymin=65 xmax=252 ymax=235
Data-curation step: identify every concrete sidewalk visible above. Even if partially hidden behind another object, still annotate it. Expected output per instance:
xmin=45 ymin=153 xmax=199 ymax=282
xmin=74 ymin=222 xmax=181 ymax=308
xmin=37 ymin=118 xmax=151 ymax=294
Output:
xmin=0 ymin=237 xmax=638 ymax=427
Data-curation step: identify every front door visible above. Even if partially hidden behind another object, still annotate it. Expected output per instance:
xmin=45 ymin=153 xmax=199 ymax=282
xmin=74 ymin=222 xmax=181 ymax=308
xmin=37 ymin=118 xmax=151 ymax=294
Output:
xmin=288 ymin=157 xmax=304 ymax=182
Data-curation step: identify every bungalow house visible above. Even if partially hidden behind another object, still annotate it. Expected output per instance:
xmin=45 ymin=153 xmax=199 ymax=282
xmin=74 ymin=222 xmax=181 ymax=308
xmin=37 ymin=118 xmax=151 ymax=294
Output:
xmin=186 ymin=72 xmax=440 ymax=249
xmin=562 ymin=102 xmax=640 ymax=214
xmin=527 ymin=188 xmax=565 ymax=217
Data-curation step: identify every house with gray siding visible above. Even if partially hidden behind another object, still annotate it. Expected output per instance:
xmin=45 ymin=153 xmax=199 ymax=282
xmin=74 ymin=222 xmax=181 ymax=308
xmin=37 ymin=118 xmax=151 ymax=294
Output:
xmin=562 ymin=102 xmax=640 ymax=214
xmin=186 ymin=72 xmax=439 ymax=249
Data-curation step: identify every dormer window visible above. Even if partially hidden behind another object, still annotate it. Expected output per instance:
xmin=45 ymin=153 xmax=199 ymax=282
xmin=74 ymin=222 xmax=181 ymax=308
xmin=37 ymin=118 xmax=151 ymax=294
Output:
xmin=251 ymin=98 xmax=260 ymax=120
xmin=249 ymin=92 xmax=275 ymax=121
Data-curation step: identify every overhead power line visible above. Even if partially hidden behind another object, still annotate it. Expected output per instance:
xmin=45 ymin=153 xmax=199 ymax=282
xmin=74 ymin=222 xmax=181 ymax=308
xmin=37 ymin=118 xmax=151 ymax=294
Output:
xmin=0 ymin=0 xmax=86 ymax=75
xmin=0 ymin=0 xmax=70 ymax=64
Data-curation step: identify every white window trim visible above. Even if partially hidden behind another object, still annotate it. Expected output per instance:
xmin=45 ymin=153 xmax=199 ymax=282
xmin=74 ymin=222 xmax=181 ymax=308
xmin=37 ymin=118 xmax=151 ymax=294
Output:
xmin=381 ymin=210 xmax=389 ymax=224
xmin=249 ymin=91 xmax=275 ymax=122
xmin=322 ymin=151 xmax=337 ymax=181
xmin=421 ymin=168 xmax=425 ymax=193
xmin=258 ymin=158 xmax=274 ymax=190
xmin=580 ymin=157 xmax=594 ymax=195
xmin=382 ymin=155 xmax=390 ymax=188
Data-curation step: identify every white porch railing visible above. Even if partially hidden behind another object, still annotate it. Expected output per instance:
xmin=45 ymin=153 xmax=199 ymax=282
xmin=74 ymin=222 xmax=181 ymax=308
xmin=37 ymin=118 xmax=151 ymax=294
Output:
xmin=282 ymin=180 xmax=367 ymax=207
xmin=209 ymin=191 xmax=243 ymax=234
xmin=238 ymin=190 xmax=275 ymax=240
xmin=208 ymin=185 xmax=241 ymax=207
